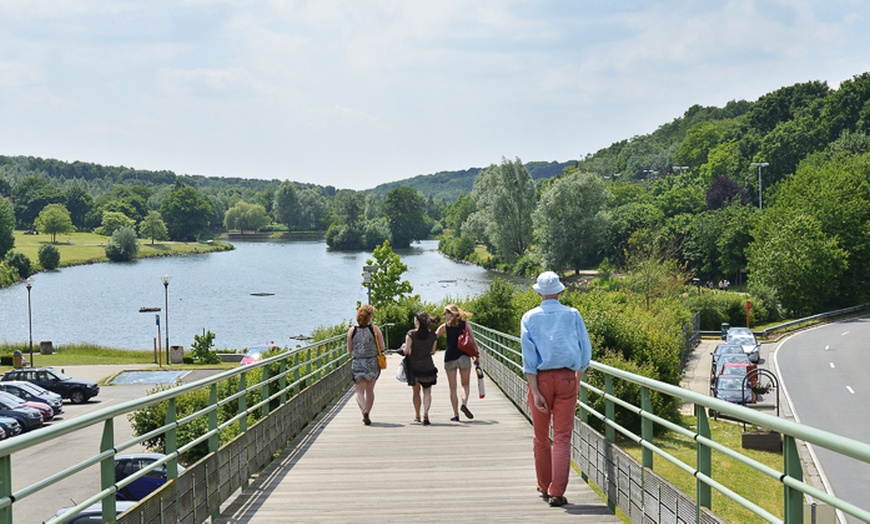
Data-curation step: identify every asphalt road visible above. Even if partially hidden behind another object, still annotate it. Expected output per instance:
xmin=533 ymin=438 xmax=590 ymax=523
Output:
xmin=774 ymin=318 xmax=870 ymax=524
xmin=7 ymin=364 xmax=217 ymax=524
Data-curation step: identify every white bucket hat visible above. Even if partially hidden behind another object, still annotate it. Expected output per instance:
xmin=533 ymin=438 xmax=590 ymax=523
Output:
xmin=532 ymin=271 xmax=565 ymax=295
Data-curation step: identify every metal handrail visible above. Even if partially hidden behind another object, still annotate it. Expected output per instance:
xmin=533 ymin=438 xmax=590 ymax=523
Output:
xmin=0 ymin=334 xmax=350 ymax=524
xmin=469 ymin=321 xmax=870 ymax=523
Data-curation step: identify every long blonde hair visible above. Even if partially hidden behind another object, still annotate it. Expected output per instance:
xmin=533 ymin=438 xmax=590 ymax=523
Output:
xmin=443 ymin=304 xmax=471 ymax=327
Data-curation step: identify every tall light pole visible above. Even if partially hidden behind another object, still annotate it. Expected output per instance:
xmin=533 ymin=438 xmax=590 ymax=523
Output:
xmin=163 ymin=275 xmax=170 ymax=363
xmin=26 ymin=278 xmax=33 ymax=367
xmin=750 ymin=162 xmax=769 ymax=209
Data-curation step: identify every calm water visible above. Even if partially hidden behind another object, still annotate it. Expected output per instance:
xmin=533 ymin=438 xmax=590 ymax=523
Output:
xmin=0 ymin=240 xmax=506 ymax=351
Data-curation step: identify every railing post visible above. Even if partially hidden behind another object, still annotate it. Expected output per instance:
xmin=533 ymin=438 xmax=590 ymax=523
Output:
xmin=166 ymin=398 xmax=178 ymax=479
xmin=783 ymin=435 xmax=804 ymax=523
xmin=605 ymin=374 xmax=615 ymax=443
xmin=579 ymin=374 xmax=589 ymax=424
xmin=100 ymin=419 xmax=116 ymax=524
xmin=695 ymin=404 xmax=712 ymax=512
xmin=209 ymin=384 xmax=219 ymax=453
xmin=279 ymin=360 xmax=287 ymax=404
xmin=641 ymin=387 xmax=653 ymax=469
xmin=0 ymin=454 xmax=10 ymax=524
xmin=261 ymin=362 xmax=271 ymax=417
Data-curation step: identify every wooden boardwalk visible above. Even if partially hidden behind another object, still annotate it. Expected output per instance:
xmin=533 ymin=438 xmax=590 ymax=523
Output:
xmin=215 ymin=353 xmax=619 ymax=522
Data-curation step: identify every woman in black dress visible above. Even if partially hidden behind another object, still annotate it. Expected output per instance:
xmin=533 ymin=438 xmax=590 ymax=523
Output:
xmin=403 ymin=311 xmax=439 ymax=425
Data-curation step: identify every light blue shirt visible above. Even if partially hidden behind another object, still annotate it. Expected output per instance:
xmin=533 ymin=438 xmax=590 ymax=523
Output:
xmin=521 ymin=299 xmax=592 ymax=375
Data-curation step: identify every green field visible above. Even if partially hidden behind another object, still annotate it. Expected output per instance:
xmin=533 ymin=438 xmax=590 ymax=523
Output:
xmin=10 ymin=231 xmax=233 ymax=271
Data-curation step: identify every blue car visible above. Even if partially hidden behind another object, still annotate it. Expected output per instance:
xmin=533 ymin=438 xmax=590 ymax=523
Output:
xmin=114 ymin=452 xmax=185 ymax=501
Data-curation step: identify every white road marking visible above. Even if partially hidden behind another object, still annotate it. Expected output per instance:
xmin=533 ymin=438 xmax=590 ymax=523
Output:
xmin=830 ymin=362 xmax=835 ymax=369
xmin=824 ymin=345 xmax=830 ymax=351
xmin=846 ymin=386 xmax=855 ymax=394
xmin=842 ymin=331 xmax=849 ymax=336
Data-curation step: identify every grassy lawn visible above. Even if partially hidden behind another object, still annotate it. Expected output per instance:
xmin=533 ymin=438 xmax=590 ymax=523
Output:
xmin=0 ymin=342 xmax=237 ymax=375
xmin=11 ymin=231 xmax=233 ymax=271
xmin=620 ymin=415 xmax=785 ymax=522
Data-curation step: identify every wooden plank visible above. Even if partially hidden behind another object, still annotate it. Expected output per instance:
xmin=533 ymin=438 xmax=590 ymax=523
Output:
xmin=215 ymin=354 xmax=618 ymax=522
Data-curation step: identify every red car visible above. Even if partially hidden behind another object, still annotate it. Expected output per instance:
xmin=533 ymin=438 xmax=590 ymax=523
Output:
xmin=239 ymin=343 xmax=279 ymax=366
xmin=0 ymin=391 xmax=53 ymax=422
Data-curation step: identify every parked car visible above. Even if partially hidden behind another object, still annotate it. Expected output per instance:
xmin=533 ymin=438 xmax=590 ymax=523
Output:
xmin=719 ymin=362 xmax=759 ymax=386
xmin=0 ymin=391 xmax=53 ymax=422
xmin=0 ymin=396 xmax=43 ymax=431
xmin=1 ymin=367 xmax=99 ymax=404
xmin=726 ymin=327 xmax=761 ymax=363
xmin=0 ymin=416 xmax=22 ymax=438
xmin=711 ymin=375 xmax=755 ymax=407
xmin=52 ymin=500 xmax=137 ymax=523
xmin=710 ymin=344 xmax=744 ymax=376
xmin=239 ymin=342 xmax=279 ymax=366
xmin=114 ymin=452 xmax=186 ymax=501
xmin=711 ymin=353 xmax=754 ymax=382
xmin=0 ymin=381 xmax=63 ymax=416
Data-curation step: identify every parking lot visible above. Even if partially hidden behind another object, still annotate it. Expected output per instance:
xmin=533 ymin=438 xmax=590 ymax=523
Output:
xmin=6 ymin=364 xmax=221 ymax=523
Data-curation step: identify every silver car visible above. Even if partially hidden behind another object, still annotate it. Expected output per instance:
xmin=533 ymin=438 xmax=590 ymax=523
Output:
xmin=726 ymin=327 xmax=760 ymax=363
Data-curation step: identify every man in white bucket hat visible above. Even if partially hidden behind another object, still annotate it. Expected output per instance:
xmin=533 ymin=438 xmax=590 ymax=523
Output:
xmin=520 ymin=271 xmax=592 ymax=507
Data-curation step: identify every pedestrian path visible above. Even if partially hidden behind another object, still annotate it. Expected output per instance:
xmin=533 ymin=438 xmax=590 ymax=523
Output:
xmin=215 ymin=353 xmax=618 ymax=522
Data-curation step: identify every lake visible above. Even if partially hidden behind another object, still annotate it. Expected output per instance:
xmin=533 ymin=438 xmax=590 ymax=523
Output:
xmin=0 ymin=240 xmax=511 ymax=351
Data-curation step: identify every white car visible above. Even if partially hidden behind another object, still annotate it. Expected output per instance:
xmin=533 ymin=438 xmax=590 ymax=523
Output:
xmin=726 ymin=327 xmax=760 ymax=363
xmin=53 ymin=501 xmax=137 ymax=523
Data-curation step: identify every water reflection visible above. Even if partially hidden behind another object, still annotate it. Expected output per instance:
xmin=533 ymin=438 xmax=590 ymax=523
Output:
xmin=0 ymin=240 xmax=511 ymax=351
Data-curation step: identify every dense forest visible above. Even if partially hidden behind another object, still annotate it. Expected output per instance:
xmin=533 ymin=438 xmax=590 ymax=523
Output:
xmin=3 ymin=72 xmax=870 ymax=323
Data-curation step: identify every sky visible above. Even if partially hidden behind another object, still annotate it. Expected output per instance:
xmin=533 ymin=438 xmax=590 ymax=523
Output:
xmin=0 ymin=1 xmax=868 ymax=191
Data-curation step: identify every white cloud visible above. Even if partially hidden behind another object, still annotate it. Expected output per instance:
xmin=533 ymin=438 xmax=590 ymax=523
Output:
xmin=0 ymin=1 xmax=868 ymax=189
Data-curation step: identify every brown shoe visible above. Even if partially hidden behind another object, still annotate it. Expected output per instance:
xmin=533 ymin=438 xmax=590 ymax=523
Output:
xmin=548 ymin=496 xmax=568 ymax=507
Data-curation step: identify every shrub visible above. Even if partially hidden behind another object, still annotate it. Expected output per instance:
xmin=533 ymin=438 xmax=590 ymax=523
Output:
xmin=104 ymin=226 xmax=139 ymax=262
xmin=3 ymin=251 xmax=32 ymax=279
xmin=190 ymin=330 xmax=221 ymax=364
xmin=38 ymin=243 xmax=61 ymax=270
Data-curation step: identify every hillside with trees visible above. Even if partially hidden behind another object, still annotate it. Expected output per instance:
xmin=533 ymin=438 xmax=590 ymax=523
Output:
xmin=2 ymin=72 xmax=870 ymax=326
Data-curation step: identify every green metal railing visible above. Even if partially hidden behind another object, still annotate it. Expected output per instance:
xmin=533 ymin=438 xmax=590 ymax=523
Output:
xmin=470 ymin=322 xmax=870 ymax=523
xmin=0 ymin=334 xmax=351 ymax=524
xmin=5 ymin=322 xmax=870 ymax=523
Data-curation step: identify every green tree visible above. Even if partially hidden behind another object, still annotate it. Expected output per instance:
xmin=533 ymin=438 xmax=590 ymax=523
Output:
xmin=224 ymin=201 xmax=270 ymax=233
xmin=297 ymin=188 xmax=328 ymax=230
xmin=443 ymin=193 xmax=476 ymax=232
xmin=4 ymin=250 xmax=32 ymax=279
xmin=95 ymin=211 xmax=136 ymax=237
xmin=469 ymin=157 xmax=536 ymax=259
xmin=64 ymin=186 xmax=96 ymax=230
xmin=11 ymin=176 xmax=64 ymax=229
xmin=160 ymin=184 xmax=214 ymax=241
xmin=0 ymin=197 xmax=14 ymax=258
xmin=190 ymin=330 xmax=221 ymax=364
xmin=366 ymin=240 xmax=413 ymax=309
xmin=747 ymin=214 xmax=847 ymax=317
xmin=384 ymin=187 xmax=427 ymax=248
xmin=139 ymin=211 xmax=169 ymax=245
xmin=34 ymin=203 xmax=75 ymax=243
xmin=273 ymin=181 xmax=299 ymax=230
xmin=534 ymin=172 xmax=610 ymax=273
xmin=38 ymin=243 xmax=61 ymax=270
xmin=104 ymin=226 xmax=140 ymax=262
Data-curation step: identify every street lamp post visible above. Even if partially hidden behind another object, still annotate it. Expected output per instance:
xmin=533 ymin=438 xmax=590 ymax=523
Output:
xmin=163 ymin=275 xmax=170 ymax=363
xmin=750 ymin=162 xmax=769 ymax=209
xmin=26 ymin=278 xmax=33 ymax=367
xmin=362 ymin=265 xmax=379 ymax=305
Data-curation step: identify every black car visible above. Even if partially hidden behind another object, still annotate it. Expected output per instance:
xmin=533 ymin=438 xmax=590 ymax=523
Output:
xmin=0 ymin=396 xmax=43 ymax=431
xmin=1 ymin=368 xmax=99 ymax=404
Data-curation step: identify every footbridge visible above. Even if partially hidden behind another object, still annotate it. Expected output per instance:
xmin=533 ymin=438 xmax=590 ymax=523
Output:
xmin=2 ymin=324 xmax=870 ymax=523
